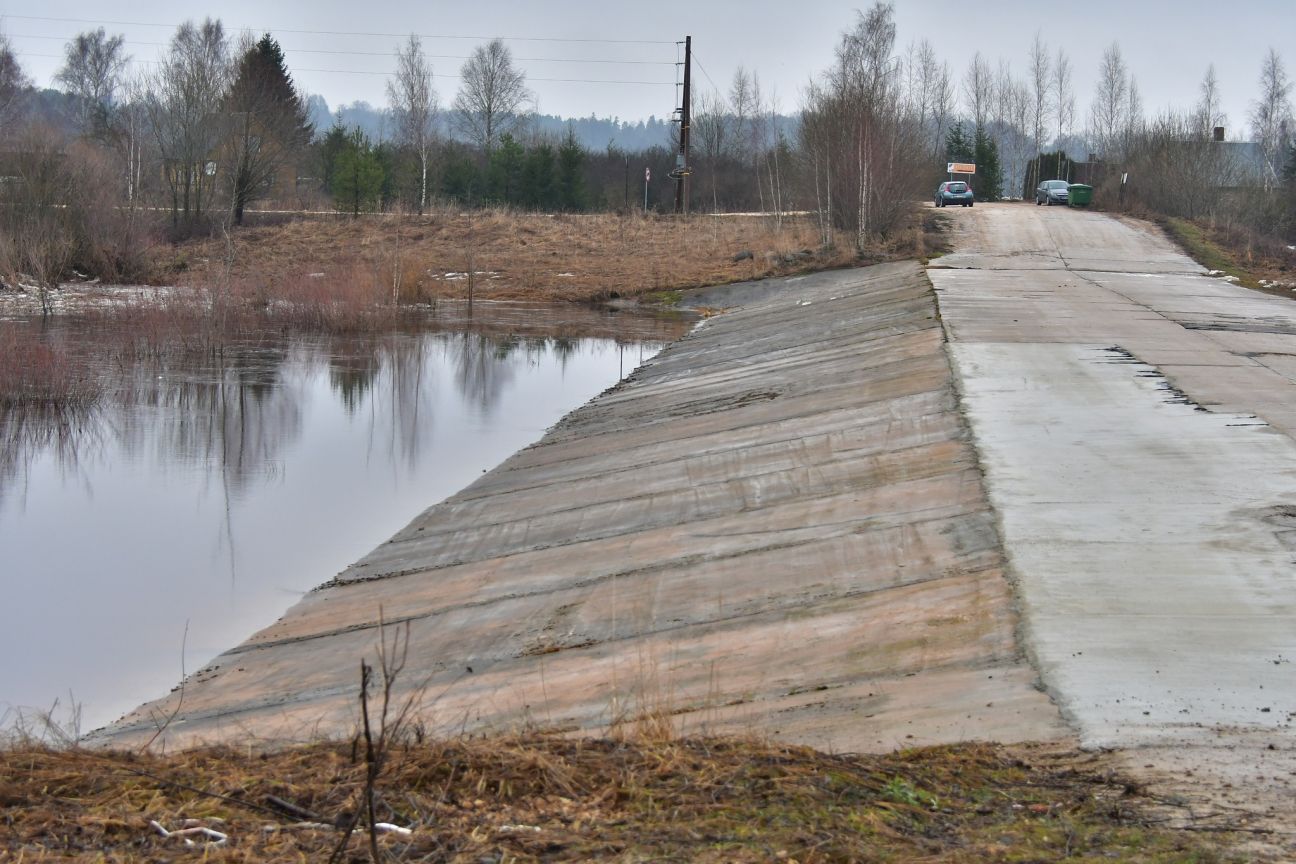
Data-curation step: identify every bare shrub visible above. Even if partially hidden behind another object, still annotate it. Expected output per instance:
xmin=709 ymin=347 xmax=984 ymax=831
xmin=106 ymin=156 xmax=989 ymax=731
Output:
xmin=801 ymin=3 xmax=930 ymax=249
xmin=0 ymin=127 xmax=162 ymax=304
xmin=1120 ymin=112 xmax=1235 ymax=220
xmin=0 ymin=326 xmax=99 ymax=410
xmin=0 ymin=127 xmax=81 ymax=310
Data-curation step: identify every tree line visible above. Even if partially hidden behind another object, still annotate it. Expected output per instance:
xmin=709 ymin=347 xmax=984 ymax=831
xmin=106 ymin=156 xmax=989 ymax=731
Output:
xmin=0 ymin=6 xmax=1293 ymax=298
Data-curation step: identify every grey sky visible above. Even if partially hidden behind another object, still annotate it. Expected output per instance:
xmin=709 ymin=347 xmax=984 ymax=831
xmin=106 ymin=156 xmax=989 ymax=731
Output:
xmin=2 ymin=0 xmax=1291 ymax=139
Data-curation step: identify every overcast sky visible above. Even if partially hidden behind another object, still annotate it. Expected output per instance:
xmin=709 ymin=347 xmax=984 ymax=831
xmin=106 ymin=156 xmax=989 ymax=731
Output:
xmin=3 ymin=0 xmax=1291 ymax=138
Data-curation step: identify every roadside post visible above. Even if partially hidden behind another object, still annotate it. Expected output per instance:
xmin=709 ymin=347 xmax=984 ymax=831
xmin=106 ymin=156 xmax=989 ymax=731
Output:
xmin=644 ymin=167 xmax=651 ymax=212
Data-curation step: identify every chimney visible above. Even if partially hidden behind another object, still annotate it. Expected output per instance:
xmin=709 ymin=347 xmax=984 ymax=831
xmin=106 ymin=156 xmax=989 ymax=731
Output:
xmin=1213 ymin=126 xmax=1225 ymax=142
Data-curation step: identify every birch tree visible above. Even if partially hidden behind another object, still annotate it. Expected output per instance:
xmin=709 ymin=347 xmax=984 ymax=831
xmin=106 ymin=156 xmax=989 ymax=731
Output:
xmin=1053 ymin=46 xmax=1075 ymax=160
xmin=962 ymin=51 xmax=994 ymax=132
xmin=1029 ymin=32 xmax=1051 ymax=186
xmin=729 ymin=67 xmax=753 ymax=161
xmin=387 ymin=34 xmax=437 ymax=214
xmin=802 ymin=2 xmax=924 ymax=247
xmin=905 ymin=40 xmax=952 ymax=160
xmin=1195 ymin=64 xmax=1226 ymax=138
xmin=56 ymin=28 xmax=129 ymax=136
xmin=453 ymin=39 xmax=530 ymax=153
xmin=1249 ymin=48 xmax=1293 ymax=184
xmin=1089 ymin=42 xmax=1128 ymax=158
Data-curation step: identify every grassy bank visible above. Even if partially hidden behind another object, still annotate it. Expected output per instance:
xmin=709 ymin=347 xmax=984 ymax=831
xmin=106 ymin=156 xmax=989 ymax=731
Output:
xmin=1161 ymin=217 xmax=1296 ymax=296
xmin=169 ymin=209 xmax=934 ymax=305
xmin=0 ymin=735 xmax=1239 ymax=862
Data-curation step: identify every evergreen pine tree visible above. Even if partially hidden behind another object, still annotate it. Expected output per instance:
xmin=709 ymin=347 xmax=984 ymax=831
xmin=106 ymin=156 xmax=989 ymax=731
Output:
xmin=225 ymin=34 xmax=313 ymax=224
xmin=331 ymin=127 xmax=384 ymax=216
xmin=320 ymin=114 xmax=348 ymax=191
xmin=972 ymin=126 xmax=1003 ymax=202
xmin=945 ymin=121 xmax=973 ymax=162
xmin=521 ymin=143 xmax=557 ymax=209
xmin=488 ymin=133 xmax=525 ymax=204
xmin=557 ymin=127 xmax=586 ymax=212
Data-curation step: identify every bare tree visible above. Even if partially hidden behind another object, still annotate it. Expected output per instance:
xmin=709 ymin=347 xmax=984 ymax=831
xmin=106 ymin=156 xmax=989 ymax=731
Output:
xmin=1123 ymin=110 xmax=1232 ymax=218
xmin=56 ymin=27 xmax=129 ymax=136
xmin=1089 ymin=42 xmax=1128 ymax=158
xmin=691 ymin=87 xmax=729 ymax=212
xmin=0 ymin=129 xmax=124 ymax=309
xmin=803 ymin=2 xmax=924 ymax=247
xmin=143 ymin=18 xmax=232 ymax=232
xmin=962 ymin=51 xmax=994 ymax=132
xmin=928 ymin=56 xmax=953 ymax=161
xmin=452 ymin=39 xmax=530 ymax=153
xmin=1029 ymin=32 xmax=1051 ymax=186
xmin=1001 ymin=75 xmax=1033 ymax=197
xmin=116 ymin=73 xmax=153 ymax=205
xmin=1053 ymin=46 xmax=1075 ymax=161
xmin=1124 ymin=74 xmax=1144 ymax=156
xmin=747 ymin=73 xmax=768 ymax=213
xmin=1194 ymin=63 xmax=1226 ymax=139
xmin=1249 ymin=48 xmax=1293 ymax=185
xmin=906 ymin=39 xmax=950 ymax=159
xmin=0 ymin=29 xmax=30 ymax=130
xmin=729 ymin=67 xmax=754 ymax=162
xmin=387 ymin=34 xmax=437 ymax=214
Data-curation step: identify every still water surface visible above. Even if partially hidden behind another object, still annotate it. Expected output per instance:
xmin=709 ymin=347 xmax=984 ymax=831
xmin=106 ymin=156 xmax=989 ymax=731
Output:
xmin=0 ymin=304 xmax=689 ymax=733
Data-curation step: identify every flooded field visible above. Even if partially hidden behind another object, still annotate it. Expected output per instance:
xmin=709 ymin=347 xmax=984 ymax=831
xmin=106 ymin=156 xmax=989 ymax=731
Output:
xmin=0 ymin=300 xmax=691 ymax=734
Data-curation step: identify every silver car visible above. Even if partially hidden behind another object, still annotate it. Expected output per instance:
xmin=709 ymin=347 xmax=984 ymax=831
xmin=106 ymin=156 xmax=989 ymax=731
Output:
xmin=1035 ymin=179 xmax=1070 ymax=205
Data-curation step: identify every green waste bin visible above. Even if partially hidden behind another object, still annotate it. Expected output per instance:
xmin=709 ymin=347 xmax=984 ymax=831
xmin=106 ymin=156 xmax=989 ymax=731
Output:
xmin=1067 ymin=184 xmax=1093 ymax=207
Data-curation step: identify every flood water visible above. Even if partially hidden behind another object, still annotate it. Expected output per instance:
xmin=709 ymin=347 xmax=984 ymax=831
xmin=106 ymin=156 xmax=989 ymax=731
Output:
xmin=0 ymin=302 xmax=691 ymax=735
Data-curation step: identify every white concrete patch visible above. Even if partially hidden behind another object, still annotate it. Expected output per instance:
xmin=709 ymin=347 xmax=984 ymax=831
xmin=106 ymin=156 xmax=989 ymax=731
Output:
xmin=949 ymin=341 xmax=1296 ymax=750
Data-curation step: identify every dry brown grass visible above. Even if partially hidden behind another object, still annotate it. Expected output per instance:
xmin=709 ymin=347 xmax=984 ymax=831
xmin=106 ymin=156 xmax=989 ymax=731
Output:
xmin=173 ymin=209 xmax=863 ymax=304
xmin=0 ymin=735 xmax=1245 ymax=862
xmin=1161 ymin=216 xmax=1296 ymax=297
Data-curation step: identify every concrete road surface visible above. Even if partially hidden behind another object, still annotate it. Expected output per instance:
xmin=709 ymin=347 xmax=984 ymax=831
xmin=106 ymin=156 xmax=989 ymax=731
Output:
xmin=931 ymin=202 xmax=1296 ymax=835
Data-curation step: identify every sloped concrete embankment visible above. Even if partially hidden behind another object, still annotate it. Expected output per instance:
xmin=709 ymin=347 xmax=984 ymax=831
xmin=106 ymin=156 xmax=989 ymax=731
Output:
xmin=96 ymin=262 xmax=1066 ymax=751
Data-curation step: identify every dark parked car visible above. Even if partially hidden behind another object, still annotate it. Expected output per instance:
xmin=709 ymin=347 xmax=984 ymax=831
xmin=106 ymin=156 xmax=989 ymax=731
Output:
xmin=1035 ymin=179 xmax=1070 ymax=205
xmin=935 ymin=181 xmax=974 ymax=207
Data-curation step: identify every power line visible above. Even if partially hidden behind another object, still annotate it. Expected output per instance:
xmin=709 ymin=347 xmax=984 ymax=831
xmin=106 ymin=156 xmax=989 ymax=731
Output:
xmin=690 ymin=50 xmax=723 ymax=96
xmin=7 ymin=32 xmax=674 ymax=65
xmin=11 ymin=50 xmax=672 ymax=85
xmin=1 ymin=13 xmax=674 ymax=45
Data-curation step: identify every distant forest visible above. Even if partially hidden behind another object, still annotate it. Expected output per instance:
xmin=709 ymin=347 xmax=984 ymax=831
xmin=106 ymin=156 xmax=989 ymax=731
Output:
xmin=307 ymin=94 xmax=798 ymax=154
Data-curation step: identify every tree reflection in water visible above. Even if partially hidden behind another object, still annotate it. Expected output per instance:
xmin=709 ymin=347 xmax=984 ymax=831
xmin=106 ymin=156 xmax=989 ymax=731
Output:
xmin=1 ymin=302 xmax=692 ymax=729
xmin=3 ymin=309 xmax=687 ymax=505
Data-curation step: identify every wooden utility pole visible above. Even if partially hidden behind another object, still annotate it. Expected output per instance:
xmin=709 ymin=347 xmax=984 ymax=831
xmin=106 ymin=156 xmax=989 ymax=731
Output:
xmin=673 ymin=35 xmax=692 ymax=214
